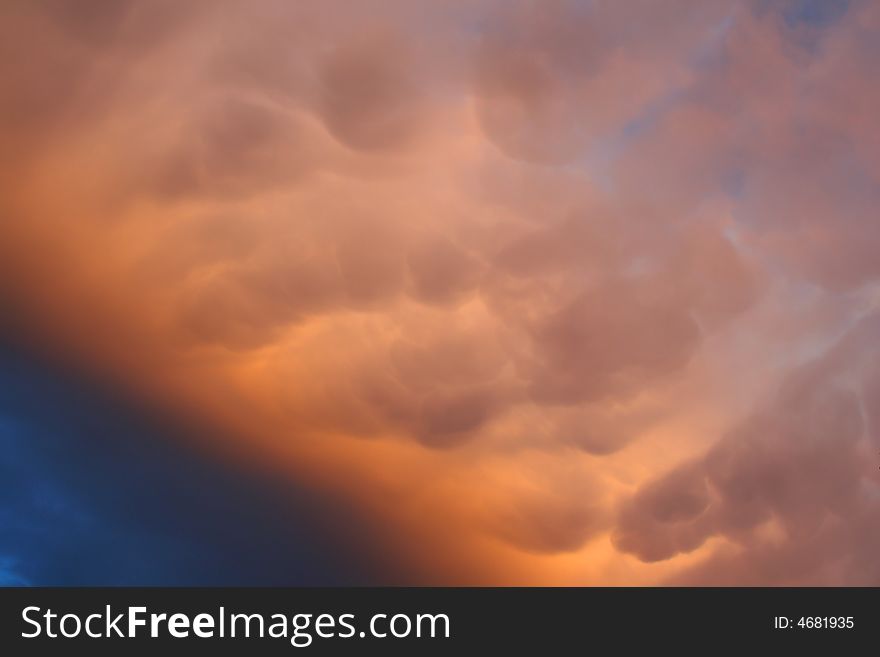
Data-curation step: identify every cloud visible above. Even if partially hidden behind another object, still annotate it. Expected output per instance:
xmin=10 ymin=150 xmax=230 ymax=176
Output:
xmin=0 ymin=347 xmax=387 ymax=585
xmin=614 ymin=313 xmax=880 ymax=583
xmin=0 ymin=0 xmax=877 ymax=584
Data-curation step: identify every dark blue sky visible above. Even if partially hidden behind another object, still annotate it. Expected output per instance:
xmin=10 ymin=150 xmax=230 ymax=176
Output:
xmin=0 ymin=342 xmax=384 ymax=586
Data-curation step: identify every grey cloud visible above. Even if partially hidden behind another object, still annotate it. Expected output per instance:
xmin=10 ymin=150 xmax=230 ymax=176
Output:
xmin=318 ymin=30 xmax=424 ymax=152
xmin=614 ymin=313 xmax=880 ymax=581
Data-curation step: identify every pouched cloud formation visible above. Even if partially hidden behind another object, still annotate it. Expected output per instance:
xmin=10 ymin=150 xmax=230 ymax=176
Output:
xmin=0 ymin=0 xmax=878 ymax=584
xmin=614 ymin=313 xmax=880 ymax=584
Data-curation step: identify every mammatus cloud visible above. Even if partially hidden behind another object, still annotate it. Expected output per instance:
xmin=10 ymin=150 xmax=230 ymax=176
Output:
xmin=0 ymin=0 xmax=878 ymax=584
xmin=614 ymin=313 xmax=880 ymax=583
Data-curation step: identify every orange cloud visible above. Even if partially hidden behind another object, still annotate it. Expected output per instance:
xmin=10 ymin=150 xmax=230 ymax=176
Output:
xmin=1 ymin=0 xmax=878 ymax=584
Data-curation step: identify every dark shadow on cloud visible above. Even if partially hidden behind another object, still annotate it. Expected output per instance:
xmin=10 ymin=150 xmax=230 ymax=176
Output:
xmin=0 ymin=341 xmax=387 ymax=586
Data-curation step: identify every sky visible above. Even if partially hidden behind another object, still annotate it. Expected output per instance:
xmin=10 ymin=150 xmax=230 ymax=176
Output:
xmin=1 ymin=0 xmax=878 ymax=586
